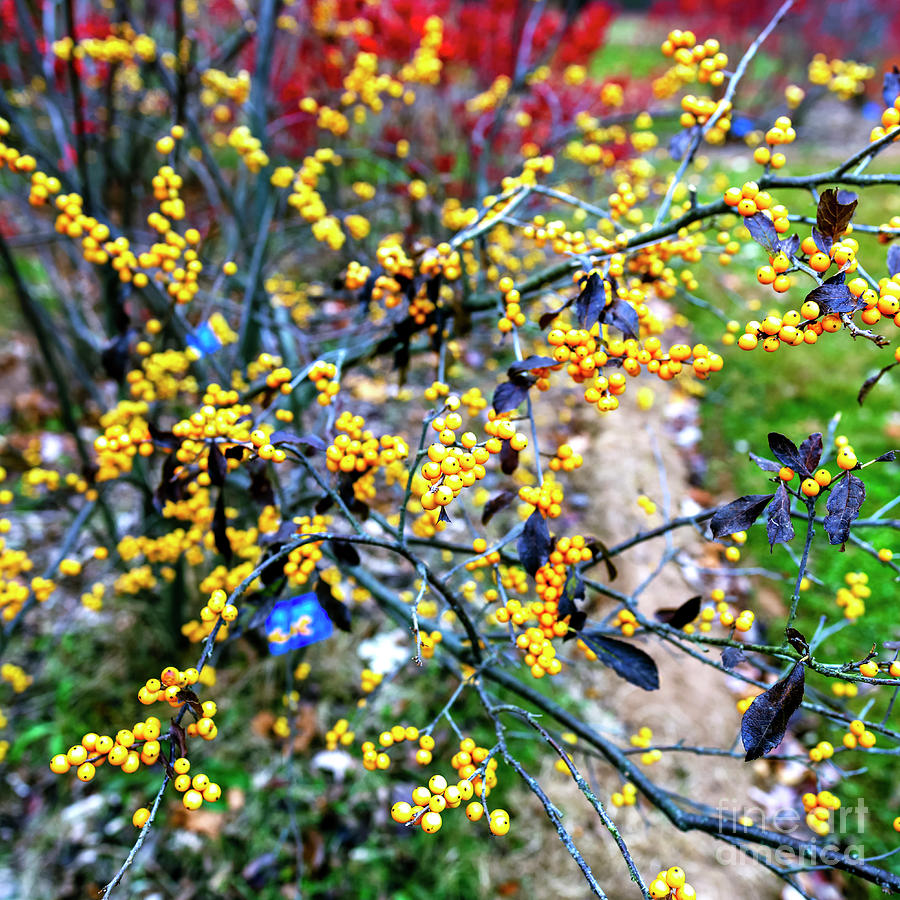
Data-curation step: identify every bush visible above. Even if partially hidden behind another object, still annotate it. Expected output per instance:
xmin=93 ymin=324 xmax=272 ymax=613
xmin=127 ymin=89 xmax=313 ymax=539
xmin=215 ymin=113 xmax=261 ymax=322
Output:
xmin=2 ymin=1 xmax=900 ymax=897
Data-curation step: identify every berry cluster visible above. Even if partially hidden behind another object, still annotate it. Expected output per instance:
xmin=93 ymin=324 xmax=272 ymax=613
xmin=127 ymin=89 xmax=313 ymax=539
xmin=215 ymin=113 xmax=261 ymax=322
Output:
xmin=547 ymin=443 xmax=583 ymax=473
xmin=361 ymin=726 xmax=426 ymax=770
xmin=648 ymin=865 xmax=697 ymax=899
xmin=325 ymin=413 xmax=409 ymax=475
xmin=610 ymin=781 xmax=638 ymax=808
xmin=325 ymin=718 xmax=355 ymax=751
xmin=808 ymin=740 xmax=835 ymax=763
xmin=801 ymin=790 xmax=841 ymax=837
xmin=752 ymin=115 xmax=795 ymax=168
xmin=835 ymin=571 xmax=870 ymax=620
xmin=496 ymin=275 xmax=527 ymax=333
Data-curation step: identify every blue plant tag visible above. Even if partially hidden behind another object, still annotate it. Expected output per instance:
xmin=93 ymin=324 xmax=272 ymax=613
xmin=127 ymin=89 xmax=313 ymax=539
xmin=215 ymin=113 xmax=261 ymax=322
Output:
xmin=187 ymin=321 xmax=223 ymax=357
xmin=265 ymin=593 xmax=333 ymax=654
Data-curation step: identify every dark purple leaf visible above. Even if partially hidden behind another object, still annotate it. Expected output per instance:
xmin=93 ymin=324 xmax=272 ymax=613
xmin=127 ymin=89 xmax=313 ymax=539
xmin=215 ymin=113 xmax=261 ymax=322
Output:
xmin=148 ymin=421 xmax=180 ymax=451
xmin=810 ymin=227 xmax=832 ymax=256
xmin=777 ymin=234 xmax=800 ymax=257
xmin=574 ymin=272 xmax=606 ymax=330
xmin=315 ymin=577 xmax=351 ymax=632
xmin=816 ymin=188 xmax=857 ymax=243
xmin=722 ymin=646 xmax=746 ymax=669
xmin=766 ymin=483 xmax=794 ymax=551
xmin=100 ymin=332 xmax=132 ymax=383
xmin=225 ymin=445 xmax=246 ymax=461
xmin=213 ymin=489 xmax=233 ymax=564
xmin=482 ymin=490 xmax=516 ymax=526
xmin=768 ymin=432 xmax=805 ymax=474
xmin=654 ymin=595 xmax=701 ymax=629
xmin=268 ymin=432 xmax=327 ymax=454
xmin=888 ymin=245 xmax=900 ymax=278
xmin=741 ymin=661 xmax=805 ymax=761
xmin=749 ymin=452 xmax=782 ymax=473
xmin=858 ymin=362 xmax=898 ymax=405
xmin=883 ymin=67 xmax=900 ymax=108
xmin=874 ymin=450 xmax=897 ymax=463
xmin=804 ymin=272 xmax=862 ymax=315
xmin=207 ymin=442 xmax=227 ymax=487
xmin=508 ymin=356 xmax=556 ymax=376
xmin=538 ymin=295 xmax=576 ymax=329
xmin=492 ymin=379 xmax=533 ymax=414
xmin=330 ymin=539 xmax=360 ymax=567
xmin=710 ymin=494 xmax=775 ymax=539
xmin=565 ymin=609 xmax=588 ymax=637
xmin=580 ymin=631 xmax=659 ymax=691
xmin=824 ymin=473 xmax=866 ymax=546
xmin=669 ymin=126 xmax=696 ymax=160
xmin=249 ymin=462 xmax=275 ymax=507
xmin=785 ymin=627 xmax=809 ymax=656
xmin=836 ymin=190 xmax=858 ymax=206
xmin=518 ymin=508 xmax=551 ymax=577
xmin=499 ymin=440 xmax=519 ymax=475
xmin=437 ymin=506 xmax=451 ymax=524
xmin=798 ymin=433 xmax=823 ymax=475
xmin=601 ymin=299 xmax=639 ymax=340
xmin=586 ymin=537 xmax=617 ymax=581
xmin=745 ymin=213 xmax=780 ymax=254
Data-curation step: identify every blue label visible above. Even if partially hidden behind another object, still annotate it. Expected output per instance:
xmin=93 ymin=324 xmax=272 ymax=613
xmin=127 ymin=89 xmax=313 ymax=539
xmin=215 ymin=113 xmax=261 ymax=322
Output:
xmin=187 ymin=321 xmax=223 ymax=357
xmin=265 ymin=593 xmax=333 ymax=654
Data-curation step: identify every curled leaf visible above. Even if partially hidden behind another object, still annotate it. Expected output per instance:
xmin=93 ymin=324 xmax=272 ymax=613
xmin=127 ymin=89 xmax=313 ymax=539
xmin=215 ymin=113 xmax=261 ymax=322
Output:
xmin=824 ymin=473 xmax=866 ymax=546
xmin=482 ymin=490 xmax=516 ymax=526
xmin=766 ymin=483 xmax=794 ymax=551
xmin=518 ymin=508 xmax=551 ymax=577
xmin=745 ymin=213 xmax=780 ymax=254
xmin=580 ymin=631 xmax=659 ymax=691
xmin=315 ymin=577 xmax=351 ymax=632
xmin=709 ymin=494 xmax=774 ymax=539
xmin=768 ymin=432 xmax=805 ymax=475
xmin=741 ymin=661 xmax=805 ymax=761
xmin=655 ymin=595 xmax=701 ymax=629
xmin=816 ymin=188 xmax=857 ymax=243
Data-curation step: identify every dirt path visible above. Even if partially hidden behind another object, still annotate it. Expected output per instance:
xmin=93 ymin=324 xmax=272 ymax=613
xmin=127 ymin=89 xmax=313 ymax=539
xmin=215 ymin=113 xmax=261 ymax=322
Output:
xmin=511 ymin=387 xmax=783 ymax=899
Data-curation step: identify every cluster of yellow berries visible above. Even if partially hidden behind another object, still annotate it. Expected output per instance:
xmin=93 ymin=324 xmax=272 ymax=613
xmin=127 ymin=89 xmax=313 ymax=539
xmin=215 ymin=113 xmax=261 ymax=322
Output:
xmin=611 ymin=781 xmax=638 ymax=808
xmin=835 ymin=571 xmax=870 ymax=620
xmin=752 ymin=115 xmax=795 ymax=167
xmin=648 ymin=865 xmax=697 ymax=899
xmin=679 ymin=95 xmax=732 ymax=143
xmin=418 ymin=418 xmax=497 ymax=515
xmin=1 ymin=662 xmax=32 ymax=692
xmin=808 ymin=740 xmax=835 ymax=763
xmin=808 ymin=54 xmax=874 ymax=100
xmin=226 ymin=125 xmax=269 ymax=173
xmin=169 ymin=757 xmax=222 ymax=811
xmin=390 ymin=773 xmax=507 ymax=836
xmin=613 ymin=609 xmax=638 ymax=637
xmin=360 ymin=668 xmax=383 ymax=693
xmin=518 ymin=479 xmax=565 ymax=519
xmin=325 ymin=414 xmax=409 ymax=476
xmin=185 ymin=588 xmax=239 ymax=643
xmin=50 ymin=716 xmax=164 ymax=782
xmin=496 ymin=275 xmax=526 ymax=333
xmin=629 ymin=726 xmax=662 ymax=765
xmin=361 ymin=725 xmax=425 ymax=770
xmin=548 ymin=443 xmax=584 ymax=473
xmin=723 ymin=181 xmax=788 ymax=229
xmin=281 ymin=514 xmax=329 ymax=586
xmin=871 ymin=94 xmax=900 ymax=143
xmin=831 ymin=681 xmax=859 ymax=699
xmin=325 ymin=718 xmax=355 ymax=751
xmin=801 ymin=790 xmax=841 ymax=837
xmin=636 ymin=494 xmax=658 ymax=516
